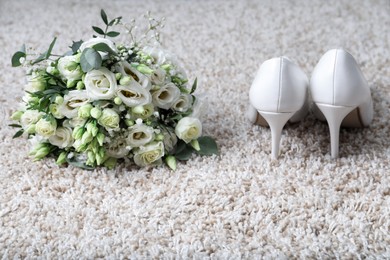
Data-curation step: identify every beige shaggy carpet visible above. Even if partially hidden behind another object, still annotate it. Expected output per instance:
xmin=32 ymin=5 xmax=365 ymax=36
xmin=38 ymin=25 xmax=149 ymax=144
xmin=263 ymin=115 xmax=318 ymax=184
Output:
xmin=1 ymin=0 xmax=390 ymax=258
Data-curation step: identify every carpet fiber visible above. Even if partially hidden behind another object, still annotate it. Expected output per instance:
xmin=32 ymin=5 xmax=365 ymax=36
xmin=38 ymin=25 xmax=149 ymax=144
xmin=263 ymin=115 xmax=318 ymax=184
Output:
xmin=1 ymin=0 xmax=390 ymax=258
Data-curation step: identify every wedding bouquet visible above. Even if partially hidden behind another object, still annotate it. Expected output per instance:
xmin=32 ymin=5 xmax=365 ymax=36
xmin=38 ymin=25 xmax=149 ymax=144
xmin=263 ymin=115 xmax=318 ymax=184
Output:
xmin=10 ymin=10 xmax=218 ymax=170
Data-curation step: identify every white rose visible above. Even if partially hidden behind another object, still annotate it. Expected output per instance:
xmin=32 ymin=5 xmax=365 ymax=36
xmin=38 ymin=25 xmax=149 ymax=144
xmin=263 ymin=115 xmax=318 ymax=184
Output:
xmin=175 ymin=117 xmax=202 ymax=143
xmin=117 ymin=81 xmax=152 ymax=108
xmin=57 ymin=55 xmax=83 ymax=82
xmin=79 ymin=37 xmax=116 ymax=59
xmin=84 ymin=68 xmax=117 ymax=100
xmin=98 ymin=108 xmax=120 ymax=129
xmin=126 ymin=124 xmax=154 ymax=147
xmin=20 ymin=110 xmax=42 ymax=128
xmin=133 ymin=141 xmax=164 ymax=167
xmin=49 ymin=127 xmax=73 ymax=148
xmin=152 ymin=83 xmax=180 ymax=109
xmin=172 ymin=94 xmax=193 ymax=112
xmin=116 ymin=61 xmax=151 ymax=89
xmin=60 ymin=90 xmax=90 ymax=118
xmin=105 ymin=133 xmax=129 ymax=158
xmin=35 ymin=117 xmax=57 ymax=138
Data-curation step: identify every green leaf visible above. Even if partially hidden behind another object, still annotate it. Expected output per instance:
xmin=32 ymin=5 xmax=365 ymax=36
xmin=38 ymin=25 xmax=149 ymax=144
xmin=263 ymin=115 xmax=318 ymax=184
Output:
xmin=31 ymin=37 xmax=57 ymax=65
xmin=70 ymin=40 xmax=83 ymax=53
xmin=190 ymin=78 xmax=197 ymax=94
xmin=92 ymin=42 xmax=117 ymax=55
xmin=101 ymin=9 xmax=108 ymax=25
xmin=11 ymin=51 xmax=26 ymax=67
xmin=174 ymin=141 xmax=194 ymax=161
xmin=80 ymin=48 xmax=102 ymax=72
xmin=9 ymin=124 xmax=22 ymax=128
xmin=106 ymin=31 xmax=120 ymax=37
xmin=46 ymin=37 xmax=57 ymax=58
xmin=175 ymin=146 xmax=194 ymax=161
xmin=92 ymin=26 xmax=105 ymax=35
xmin=108 ymin=16 xmax=122 ymax=26
xmin=12 ymin=129 xmax=24 ymax=139
xmin=196 ymin=136 xmax=219 ymax=156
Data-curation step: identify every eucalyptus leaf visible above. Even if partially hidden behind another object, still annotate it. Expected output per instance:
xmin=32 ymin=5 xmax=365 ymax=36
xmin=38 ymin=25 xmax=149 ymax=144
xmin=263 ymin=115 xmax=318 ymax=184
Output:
xmin=175 ymin=145 xmax=194 ymax=161
xmin=196 ymin=136 xmax=219 ymax=156
xmin=70 ymin=40 xmax=83 ymax=53
xmin=80 ymin=48 xmax=102 ymax=72
xmin=11 ymin=51 xmax=26 ymax=67
xmin=106 ymin=31 xmax=120 ymax=37
xmin=92 ymin=42 xmax=117 ymax=55
xmin=92 ymin=26 xmax=105 ymax=35
xmin=101 ymin=9 xmax=108 ymax=25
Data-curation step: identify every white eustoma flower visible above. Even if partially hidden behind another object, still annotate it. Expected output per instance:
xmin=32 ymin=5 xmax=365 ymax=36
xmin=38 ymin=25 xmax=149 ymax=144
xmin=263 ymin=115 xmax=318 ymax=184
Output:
xmin=143 ymin=45 xmax=171 ymax=65
xmin=172 ymin=94 xmax=193 ymax=112
xmin=79 ymin=37 xmax=116 ymax=59
xmin=20 ymin=110 xmax=42 ymax=128
xmin=115 ymin=61 xmax=151 ymax=89
xmin=133 ymin=141 xmax=164 ymax=167
xmin=175 ymin=117 xmax=202 ymax=143
xmin=84 ymin=68 xmax=117 ymax=100
xmin=60 ymin=90 xmax=90 ymax=118
xmin=98 ymin=108 xmax=120 ymax=129
xmin=152 ymin=83 xmax=180 ymax=110
xmin=126 ymin=124 xmax=154 ymax=147
xmin=49 ymin=127 xmax=73 ymax=148
xmin=117 ymin=80 xmax=152 ymax=108
xmin=151 ymin=68 xmax=166 ymax=85
xmin=26 ymin=72 xmax=46 ymax=92
xmin=57 ymin=55 xmax=83 ymax=82
xmin=105 ymin=133 xmax=130 ymax=158
xmin=35 ymin=118 xmax=57 ymax=138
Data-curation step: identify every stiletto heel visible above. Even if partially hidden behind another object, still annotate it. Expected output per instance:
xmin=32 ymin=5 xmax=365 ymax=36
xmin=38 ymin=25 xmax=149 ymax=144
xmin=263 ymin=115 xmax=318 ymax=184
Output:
xmin=249 ymin=57 xmax=309 ymax=158
xmin=258 ymin=111 xmax=294 ymax=159
xmin=315 ymin=104 xmax=356 ymax=158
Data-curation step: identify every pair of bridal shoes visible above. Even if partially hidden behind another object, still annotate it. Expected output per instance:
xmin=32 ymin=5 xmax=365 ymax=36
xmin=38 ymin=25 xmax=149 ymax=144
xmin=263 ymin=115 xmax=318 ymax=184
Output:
xmin=248 ymin=49 xmax=374 ymax=159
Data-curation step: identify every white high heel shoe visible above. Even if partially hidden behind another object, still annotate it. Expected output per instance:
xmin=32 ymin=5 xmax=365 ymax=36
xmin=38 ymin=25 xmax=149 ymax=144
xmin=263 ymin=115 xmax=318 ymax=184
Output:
xmin=310 ymin=49 xmax=374 ymax=158
xmin=249 ymin=57 xmax=309 ymax=158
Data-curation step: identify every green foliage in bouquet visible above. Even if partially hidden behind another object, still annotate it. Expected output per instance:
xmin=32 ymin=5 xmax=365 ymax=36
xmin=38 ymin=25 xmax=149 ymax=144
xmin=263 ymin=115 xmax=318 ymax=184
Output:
xmin=10 ymin=10 xmax=218 ymax=170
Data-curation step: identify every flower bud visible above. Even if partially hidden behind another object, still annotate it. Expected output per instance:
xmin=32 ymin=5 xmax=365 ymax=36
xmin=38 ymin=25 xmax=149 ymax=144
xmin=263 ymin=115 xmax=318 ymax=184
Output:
xmin=136 ymin=64 xmax=153 ymax=74
xmin=25 ymin=124 xmax=36 ymax=134
xmin=87 ymin=150 xmax=95 ymax=164
xmin=190 ymin=139 xmax=201 ymax=151
xmin=119 ymin=76 xmax=132 ymax=86
xmin=125 ymin=119 xmax=134 ymax=127
xmin=55 ymin=95 xmax=64 ymax=105
xmin=155 ymin=133 xmax=164 ymax=141
xmin=72 ymin=126 xmax=84 ymax=140
xmin=132 ymin=105 xmax=145 ymax=115
xmin=30 ymin=144 xmax=51 ymax=161
xmin=114 ymin=96 xmax=122 ymax=105
xmin=90 ymin=107 xmax=102 ymax=119
xmin=56 ymin=151 xmax=67 ymax=165
xmin=115 ymin=73 xmax=122 ymax=80
xmin=76 ymin=81 xmax=85 ymax=90
xmin=67 ymin=79 xmax=77 ymax=88
xmin=81 ymin=131 xmax=93 ymax=144
xmin=65 ymin=61 xmax=79 ymax=71
xmin=11 ymin=111 xmax=23 ymax=121
xmin=165 ymin=155 xmax=177 ymax=171
xmin=97 ymin=132 xmax=105 ymax=146
xmin=78 ymin=104 xmax=93 ymax=119
xmin=74 ymin=53 xmax=82 ymax=63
